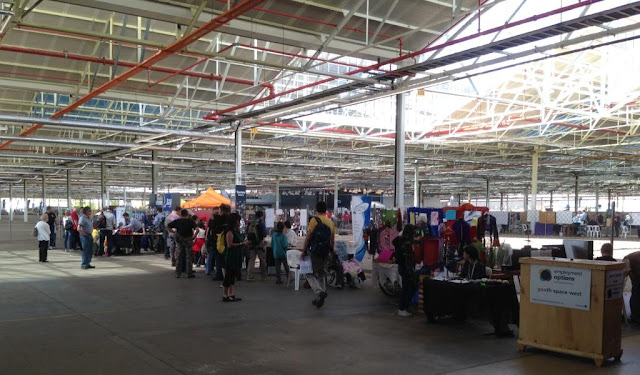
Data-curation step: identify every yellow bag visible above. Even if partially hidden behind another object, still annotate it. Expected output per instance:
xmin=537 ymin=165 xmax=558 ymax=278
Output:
xmin=216 ymin=232 xmax=226 ymax=254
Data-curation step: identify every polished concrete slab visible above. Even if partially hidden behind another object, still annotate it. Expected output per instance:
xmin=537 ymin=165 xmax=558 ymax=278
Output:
xmin=1 ymin=218 xmax=640 ymax=374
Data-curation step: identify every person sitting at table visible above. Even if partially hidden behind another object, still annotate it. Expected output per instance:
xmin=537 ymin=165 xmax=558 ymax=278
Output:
xmin=595 ymin=243 xmax=616 ymax=262
xmin=459 ymin=245 xmax=486 ymax=280
xmin=121 ymin=213 xmax=145 ymax=254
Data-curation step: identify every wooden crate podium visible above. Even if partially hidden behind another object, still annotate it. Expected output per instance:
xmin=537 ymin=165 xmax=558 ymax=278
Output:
xmin=518 ymin=257 xmax=625 ymax=367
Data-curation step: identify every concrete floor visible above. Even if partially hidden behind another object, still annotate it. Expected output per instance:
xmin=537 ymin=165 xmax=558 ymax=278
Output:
xmin=1 ymin=217 xmax=640 ymax=374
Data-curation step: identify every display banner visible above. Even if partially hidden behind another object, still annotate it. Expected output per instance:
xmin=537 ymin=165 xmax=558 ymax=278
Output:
xmin=235 ymin=185 xmax=247 ymax=232
xmin=351 ymin=195 xmax=371 ymax=262
xmin=115 ymin=207 xmax=126 ymax=227
xmin=530 ymin=264 xmax=591 ymax=311
xmin=265 ymin=208 xmax=275 ymax=228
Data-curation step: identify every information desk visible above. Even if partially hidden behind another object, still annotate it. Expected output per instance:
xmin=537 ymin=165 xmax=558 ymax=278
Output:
xmin=518 ymin=257 xmax=625 ymax=367
xmin=422 ymin=278 xmax=518 ymax=336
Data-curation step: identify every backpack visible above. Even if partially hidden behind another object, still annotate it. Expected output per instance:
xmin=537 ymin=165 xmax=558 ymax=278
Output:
xmin=97 ymin=213 xmax=107 ymax=229
xmin=64 ymin=219 xmax=73 ymax=231
xmin=309 ymin=217 xmax=332 ymax=256
xmin=33 ymin=226 xmax=38 ymax=238
xmin=216 ymin=232 xmax=226 ymax=254
xmin=92 ymin=215 xmax=102 ymax=229
xmin=246 ymin=219 xmax=262 ymax=246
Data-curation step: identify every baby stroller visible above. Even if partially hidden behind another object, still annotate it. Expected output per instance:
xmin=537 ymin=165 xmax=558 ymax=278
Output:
xmin=327 ymin=241 xmax=366 ymax=289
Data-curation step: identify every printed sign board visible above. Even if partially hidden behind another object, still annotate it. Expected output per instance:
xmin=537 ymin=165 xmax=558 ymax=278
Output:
xmin=530 ymin=264 xmax=591 ymax=311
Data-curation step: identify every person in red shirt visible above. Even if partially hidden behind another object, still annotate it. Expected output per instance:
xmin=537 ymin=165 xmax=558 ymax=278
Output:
xmin=70 ymin=207 xmax=81 ymax=251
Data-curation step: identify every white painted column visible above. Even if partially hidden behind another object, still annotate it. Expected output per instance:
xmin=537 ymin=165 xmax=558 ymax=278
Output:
xmin=23 ymin=179 xmax=28 ymax=223
xmin=275 ymin=176 xmax=280 ymax=211
xmin=413 ymin=165 xmax=419 ymax=207
xmin=9 ymin=183 xmax=13 ymax=221
xmin=41 ymin=175 xmax=46 ymax=209
xmin=101 ymin=162 xmax=107 ymax=207
xmin=394 ymin=93 xmax=405 ymax=208
xmin=530 ymin=151 xmax=539 ymax=230
xmin=66 ymin=170 xmax=72 ymax=209
xmin=235 ymin=126 xmax=242 ymax=185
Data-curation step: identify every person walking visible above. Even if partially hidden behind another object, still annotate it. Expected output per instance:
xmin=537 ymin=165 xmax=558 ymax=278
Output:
xmin=36 ymin=213 xmax=51 ymax=262
xmin=71 ymin=207 xmax=81 ymax=251
xmin=205 ymin=207 xmax=221 ymax=276
xmin=62 ymin=210 xmax=72 ymax=251
xmin=78 ymin=206 xmax=95 ymax=269
xmin=392 ymin=224 xmax=418 ymax=316
xmin=302 ymin=201 xmax=335 ymax=308
xmin=223 ymin=213 xmax=247 ymax=302
xmin=165 ymin=207 xmax=181 ymax=266
xmin=247 ymin=210 xmax=267 ymax=280
xmin=271 ymin=221 xmax=289 ymax=284
xmin=45 ymin=206 xmax=57 ymax=250
xmin=152 ymin=207 xmax=166 ymax=257
xmin=167 ymin=209 xmax=198 ymax=279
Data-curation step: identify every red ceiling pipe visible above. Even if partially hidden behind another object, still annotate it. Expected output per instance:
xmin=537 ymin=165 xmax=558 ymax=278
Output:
xmin=0 ymin=44 xmax=275 ymax=95
xmin=0 ymin=69 xmax=180 ymax=96
xmin=213 ymin=0 xmax=393 ymax=40
xmin=234 ymin=43 xmax=392 ymax=73
xmin=0 ymin=0 xmax=265 ymax=149
xmin=205 ymin=0 xmax=600 ymax=120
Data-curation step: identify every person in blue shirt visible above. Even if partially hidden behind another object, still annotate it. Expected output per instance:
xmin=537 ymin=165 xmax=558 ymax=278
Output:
xmin=271 ymin=221 xmax=289 ymax=284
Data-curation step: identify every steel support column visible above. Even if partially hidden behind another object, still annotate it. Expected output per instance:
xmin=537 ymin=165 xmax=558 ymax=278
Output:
xmin=275 ymin=176 xmax=280 ymax=211
xmin=523 ymin=187 xmax=528 ymax=212
xmin=23 ymin=179 xmax=27 ymax=222
xmin=394 ymin=93 xmax=405 ymax=208
xmin=334 ymin=174 xmax=339 ymax=212
xmin=485 ymin=179 xmax=490 ymax=208
xmin=9 ymin=183 xmax=13 ymax=221
xmin=235 ymin=126 xmax=242 ymax=185
xmin=550 ymin=190 xmax=554 ymax=210
xmin=101 ymin=162 xmax=107 ymax=207
xmin=413 ymin=165 xmax=419 ymax=207
xmin=530 ymin=151 xmax=539 ymax=230
xmin=595 ymin=186 xmax=600 ymax=213
xmin=574 ymin=175 xmax=579 ymax=215
xmin=66 ymin=170 xmax=72 ymax=209
xmin=500 ymin=192 xmax=504 ymax=211
xmin=151 ymin=150 xmax=158 ymax=195
xmin=41 ymin=174 xmax=46 ymax=209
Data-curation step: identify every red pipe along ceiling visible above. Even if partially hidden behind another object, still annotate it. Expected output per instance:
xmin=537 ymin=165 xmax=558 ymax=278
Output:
xmin=212 ymin=0 xmax=393 ymax=40
xmin=0 ymin=45 xmax=275 ymax=96
xmin=0 ymin=0 xmax=265 ymax=150
xmin=203 ymin=0 xmax=602 ymax=120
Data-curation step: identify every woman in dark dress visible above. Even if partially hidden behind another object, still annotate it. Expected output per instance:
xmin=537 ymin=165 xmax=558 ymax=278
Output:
xmin=223 ymin=213 xmax=248 ymax=302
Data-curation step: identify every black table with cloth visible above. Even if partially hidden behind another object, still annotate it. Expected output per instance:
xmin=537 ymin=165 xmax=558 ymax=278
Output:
xmin=422 ymin=278 xmax=519 ymax=336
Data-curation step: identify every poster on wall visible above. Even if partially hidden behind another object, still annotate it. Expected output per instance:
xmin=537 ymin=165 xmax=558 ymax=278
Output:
xmin=235 ymin=185 xmax=246 ymax=232
xmin=265 ymin=208 xmax=275 ymax=228
xmin=530 ymin=264 xmax=592 ymax=311
xmin=115 ymin=207 xmax=126 ymax=227
xmin=430 ymin=211 xmax=439 ymax=226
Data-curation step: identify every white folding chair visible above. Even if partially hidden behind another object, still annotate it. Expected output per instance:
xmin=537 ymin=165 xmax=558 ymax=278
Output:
xmin=286 ymin=250 xmax=302 ymax=291
xmin=592 ymin=225 xmax=601 ymax=238
xmin=622 ymin=226 xmax=630 ymax=238
xmin=585 ymin=225 xmax=594 ymax=237
xmin=521 ymin=224 xmax=529 ymax=234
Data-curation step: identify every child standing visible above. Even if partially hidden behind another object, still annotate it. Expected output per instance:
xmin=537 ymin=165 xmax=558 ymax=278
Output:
xmin=271 ymin=222 xmax=289 ymax=284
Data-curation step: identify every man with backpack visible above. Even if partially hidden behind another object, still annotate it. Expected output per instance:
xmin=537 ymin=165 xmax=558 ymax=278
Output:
xmin=98 ymin=207 xmax=116 ymax=257
xmin=246 ymin=210 xmax=267 ymax=280
xmin=302 ymin=201 xmax=335 ymax=308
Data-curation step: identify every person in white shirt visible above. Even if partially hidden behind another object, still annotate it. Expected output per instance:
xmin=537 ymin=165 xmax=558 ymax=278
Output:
xmin=36 ymin=214 xmax=51 ymax=263
xmin=284 ymin=220 xmax=297 ymax=248
xmin=99 ymin=207 xmax=117 ymax=257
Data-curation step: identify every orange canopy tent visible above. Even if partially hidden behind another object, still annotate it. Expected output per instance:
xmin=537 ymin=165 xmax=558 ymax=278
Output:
xmin=182 ymin=187 xmax=231 ymax=209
